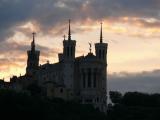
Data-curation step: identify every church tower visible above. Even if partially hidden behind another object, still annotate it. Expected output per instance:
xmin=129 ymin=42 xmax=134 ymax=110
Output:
xmin=95 ymin=23 xmax=108 ymax=63
xmin=62 ymin=20 xmax=76 ymax=99
xmin=63 ymin=19 xmax=76 ymax=61
xmin=26 ymin=32 xmax=40 ymax=76
xmin=95 ymin=23 xmax=108 ymax=111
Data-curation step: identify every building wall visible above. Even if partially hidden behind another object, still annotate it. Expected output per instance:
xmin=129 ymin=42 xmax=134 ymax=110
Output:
xmin=78 ymin=60 xmax=107 ymax=110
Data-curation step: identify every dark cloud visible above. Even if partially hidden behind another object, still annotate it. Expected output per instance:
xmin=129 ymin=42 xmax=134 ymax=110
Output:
xmin=105 ymin=0 xmax=160 ymax=18
xmin=0 ymin=0 xmax=36 ymax=41
xmin=0 ymin=0 xmax=160 ymax=42
xmin=108 ymin=70 xmax=160 ymax=93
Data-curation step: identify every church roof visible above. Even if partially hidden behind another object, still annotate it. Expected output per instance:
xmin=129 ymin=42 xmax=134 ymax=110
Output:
xmin=75 ymin=56 xmax=84 ymax=61
xmin=83 ymin=53 xmax=99 ymax=62
xmin=39 ymin=62 xmax=62 ymax=73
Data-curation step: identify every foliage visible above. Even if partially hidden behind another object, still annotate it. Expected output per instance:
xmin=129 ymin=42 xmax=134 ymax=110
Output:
xmin=108 ymin=91 xmax=160 ymax=120
xmin=2 ymin=89 xmax=160 ymax=120
xmin=0 ymin=89 xmax=106 ymax=120
xmin=109 ymin=91 xmax=122 ymax=104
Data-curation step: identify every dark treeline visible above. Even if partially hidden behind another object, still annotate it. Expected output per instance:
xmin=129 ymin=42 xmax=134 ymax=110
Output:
xmin=1 ymin=88 xmax=160 ymax=120
xmin=0 ymin=89 xmax=106 ymax=120
xmin=108 ymin=91 xmax=160 ymax=120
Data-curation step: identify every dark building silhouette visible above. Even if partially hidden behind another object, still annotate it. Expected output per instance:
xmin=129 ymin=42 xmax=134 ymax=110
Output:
xmin=9 ymin=20 xmax=108 ymax=112
xmin=26 ymin=32 xmax=40 ymax=75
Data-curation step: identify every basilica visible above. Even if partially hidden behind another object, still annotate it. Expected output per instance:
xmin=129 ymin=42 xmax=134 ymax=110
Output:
xmin=9 ymin=20 xmax=108 ymax=112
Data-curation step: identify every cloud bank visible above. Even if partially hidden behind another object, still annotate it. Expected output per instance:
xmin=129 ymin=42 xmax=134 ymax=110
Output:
xmin=0 ymin=0 xmax=160 ymax=41
xmin=108 ymin=70 xmax=160 ymax=93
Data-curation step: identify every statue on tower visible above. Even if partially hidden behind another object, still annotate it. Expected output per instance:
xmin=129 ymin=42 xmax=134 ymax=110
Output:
xmin=89 ymin=42 xmax=92 ymax=53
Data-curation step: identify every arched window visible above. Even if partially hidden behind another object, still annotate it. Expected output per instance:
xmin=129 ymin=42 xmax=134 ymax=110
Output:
xmin=99 ymin=49 xmax=101 ymax=59
xmin=102 ymin=50 xmax=105 ymax=59
xmin=83 ymin=72 xmax=85 ymax=88
xmin=97 ymin=97 xmax=99 ymax=102
xmin=67 ymin=46 xmax=69 ymax=57
xmin=88 ymin=68 xmax=91 ymax=88
xmin=93 ymin=73 xmax=96 ymax=88
xmin=71 ymin=46 xmax=73 ymax=57
xmin=60 ymin=88 xmax=63 ymax=93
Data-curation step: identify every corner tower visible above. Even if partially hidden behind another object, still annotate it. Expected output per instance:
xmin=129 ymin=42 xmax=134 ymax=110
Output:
xmin=63 ymin=20 xmax=76 ymax=61
xmin=62 ymin=20 xmax=76 ymax=99
xmin=26 ymin=32 xmax=40 ymax=76
xmin=95 ymin=23 xmax=108 ymax=111
xmin=95 ymin=23 xmax=108 ymax=63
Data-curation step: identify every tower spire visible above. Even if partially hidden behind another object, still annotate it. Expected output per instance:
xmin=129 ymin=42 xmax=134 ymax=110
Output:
xmin=100 ymin=22 xmax=103 ymax=43
xmin=89 ymin=42 xmax=92 ymax=53
xmin=68 ymin=19 xmax=71 ymax=40
xmin=31 ymin=32 xmax=36 ymax=51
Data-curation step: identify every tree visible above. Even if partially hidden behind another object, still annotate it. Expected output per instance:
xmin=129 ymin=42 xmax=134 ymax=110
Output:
xmin=109 ymin=91 xmax=122 ymax=104
xmin=26 ymin=83 xmax=42 ymax=96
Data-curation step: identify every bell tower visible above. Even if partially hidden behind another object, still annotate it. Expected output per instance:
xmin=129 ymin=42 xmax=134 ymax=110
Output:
xmin=63 ymin=19 xmax=76 ymax=61
xmin=95 ymin=23 xmax=108 ymax=63
xmin=62 ymin=20 xmax=76 ymax=99
xmin=26 ymin=32 xmax=40 ymax=76
xmin=95 ymin=22 xmax=108 ymax=111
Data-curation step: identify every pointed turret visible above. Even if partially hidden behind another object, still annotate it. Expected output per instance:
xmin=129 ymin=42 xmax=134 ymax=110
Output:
xmin=62 ymin=19 xmax=76 ymax=93
xmin=63 ymin=19 xmax=76 ymax=60
xmin=95 ymin=22 xmax=108 ymax=62
xmin=95 ymin=22 xmax=108 ymax=110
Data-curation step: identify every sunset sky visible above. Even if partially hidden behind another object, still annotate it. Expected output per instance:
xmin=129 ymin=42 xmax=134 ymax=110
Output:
xmin=1 ymin=0 xmax=160 ymax=85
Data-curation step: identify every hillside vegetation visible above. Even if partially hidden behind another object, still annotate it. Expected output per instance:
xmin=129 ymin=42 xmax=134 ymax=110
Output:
xmin=0 ymin=89 xmax=106 ymax=120
xmin=1 ymin=89 xmax=160 ymax=120
xmin=108 ymin=91 xmax=160 ymax=120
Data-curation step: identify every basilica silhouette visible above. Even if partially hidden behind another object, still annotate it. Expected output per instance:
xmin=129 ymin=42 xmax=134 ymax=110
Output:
xmin=6 ymin=20 xmax=108 ymax=112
